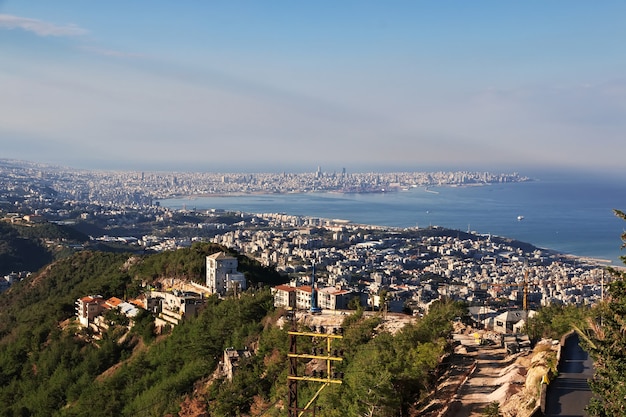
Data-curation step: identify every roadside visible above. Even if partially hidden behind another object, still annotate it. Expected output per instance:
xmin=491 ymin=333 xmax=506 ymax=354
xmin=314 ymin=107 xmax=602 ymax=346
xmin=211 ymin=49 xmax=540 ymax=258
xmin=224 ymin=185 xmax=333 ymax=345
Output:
xmin=418 ymin=324 xmax=554 ymax=417
xmin=447 ymin=343 xmax=524 ymax=417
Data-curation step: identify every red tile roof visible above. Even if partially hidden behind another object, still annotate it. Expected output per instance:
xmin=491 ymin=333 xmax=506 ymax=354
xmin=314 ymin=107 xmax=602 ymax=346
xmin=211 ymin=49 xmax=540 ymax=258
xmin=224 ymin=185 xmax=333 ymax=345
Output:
xmin=106 ymin=297 xmax=123 ymax=307
xmin=297 ymin=285 xmax=313 ymax=294
xmin=274 ymin=284 xmax=298 ymax=292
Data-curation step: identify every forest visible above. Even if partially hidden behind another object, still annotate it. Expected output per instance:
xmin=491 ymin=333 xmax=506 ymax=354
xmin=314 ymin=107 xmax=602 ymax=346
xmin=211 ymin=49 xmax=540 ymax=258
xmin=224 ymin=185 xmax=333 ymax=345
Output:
xmin=0 ymin=239 xmax=467 ymax=416
xmin=0 ymin=221 xmax=62 ymax=275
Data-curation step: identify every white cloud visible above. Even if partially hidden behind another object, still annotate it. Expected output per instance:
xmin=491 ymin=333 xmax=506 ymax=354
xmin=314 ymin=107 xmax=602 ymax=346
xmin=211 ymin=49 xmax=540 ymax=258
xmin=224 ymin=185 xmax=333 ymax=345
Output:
xmin=0 ymin=14 xmax=87 ymax=37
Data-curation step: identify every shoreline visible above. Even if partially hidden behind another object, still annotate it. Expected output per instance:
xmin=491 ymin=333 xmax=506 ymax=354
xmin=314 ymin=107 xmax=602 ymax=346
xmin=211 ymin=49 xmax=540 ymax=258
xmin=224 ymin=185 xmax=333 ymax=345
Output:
xmin=159 ymin=181 xmax=518 ymax=200
xmin=158 ymin=188 xmax=625 ymax=267
xmin=165 ymin=201 xmax=623 ymax=269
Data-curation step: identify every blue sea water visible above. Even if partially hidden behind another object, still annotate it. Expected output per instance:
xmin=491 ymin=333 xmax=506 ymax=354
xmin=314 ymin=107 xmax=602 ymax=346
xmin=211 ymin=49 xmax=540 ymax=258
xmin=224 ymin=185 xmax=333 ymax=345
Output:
xmin=160 ymin=174 xmax=626 ymax=264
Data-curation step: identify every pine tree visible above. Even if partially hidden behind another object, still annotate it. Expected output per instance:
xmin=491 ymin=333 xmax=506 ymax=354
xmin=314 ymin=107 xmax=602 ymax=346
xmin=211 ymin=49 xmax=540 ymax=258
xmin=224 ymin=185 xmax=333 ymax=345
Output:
xmin=586 ymin=210 xmax=626 ymax=416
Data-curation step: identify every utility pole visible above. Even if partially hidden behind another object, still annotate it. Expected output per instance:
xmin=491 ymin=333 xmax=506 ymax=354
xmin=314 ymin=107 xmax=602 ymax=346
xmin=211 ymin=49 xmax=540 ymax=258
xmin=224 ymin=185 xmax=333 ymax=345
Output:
xmin=601 ymin=269 xmax=605 ymax=303
xmin=287 ymin=314 xmax=344 ymax=417
xmin=522 ymin=269 xmax=529 ymax=313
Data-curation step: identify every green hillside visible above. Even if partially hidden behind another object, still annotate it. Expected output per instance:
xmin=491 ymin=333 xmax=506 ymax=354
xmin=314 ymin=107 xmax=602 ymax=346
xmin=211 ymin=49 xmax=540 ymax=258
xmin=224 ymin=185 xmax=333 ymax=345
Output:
xmin=0 ymin=243 xmax=465 ymax=416
xmin=0 ymin=221 xmax=89 ymax=276
xmin=0 ymin=222 xmax=52 ymax=276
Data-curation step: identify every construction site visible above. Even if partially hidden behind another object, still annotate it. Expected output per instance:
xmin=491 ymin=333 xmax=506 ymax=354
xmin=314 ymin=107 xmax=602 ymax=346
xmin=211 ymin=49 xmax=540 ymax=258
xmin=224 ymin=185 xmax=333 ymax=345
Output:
xmin=284 ymin=307 xmax=556 ymax=417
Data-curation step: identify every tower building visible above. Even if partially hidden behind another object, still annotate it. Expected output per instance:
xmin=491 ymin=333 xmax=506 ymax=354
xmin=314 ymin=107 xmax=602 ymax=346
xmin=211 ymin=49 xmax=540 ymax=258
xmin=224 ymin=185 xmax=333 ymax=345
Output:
xmin=206 ymin=252 xmax=246 ymax=296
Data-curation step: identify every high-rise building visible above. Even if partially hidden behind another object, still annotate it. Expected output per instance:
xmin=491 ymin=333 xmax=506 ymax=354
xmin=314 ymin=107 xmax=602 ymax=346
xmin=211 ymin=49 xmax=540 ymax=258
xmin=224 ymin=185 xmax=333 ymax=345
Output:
xmin=206 ymin=252 xmax=246 ymax=295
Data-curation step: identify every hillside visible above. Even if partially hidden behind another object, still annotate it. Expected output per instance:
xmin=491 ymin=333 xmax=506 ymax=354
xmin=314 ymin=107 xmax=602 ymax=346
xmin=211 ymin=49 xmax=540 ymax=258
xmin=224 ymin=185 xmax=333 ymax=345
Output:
xmin=0 ymin=243 xmax=282 ymax=415
xmin=0 ymin=243 xmax=466 ymax=416
xmin=0 ymin=221 xmax=52 ymax=275
xmin=0 ymin=220 xmax=89 ymax=276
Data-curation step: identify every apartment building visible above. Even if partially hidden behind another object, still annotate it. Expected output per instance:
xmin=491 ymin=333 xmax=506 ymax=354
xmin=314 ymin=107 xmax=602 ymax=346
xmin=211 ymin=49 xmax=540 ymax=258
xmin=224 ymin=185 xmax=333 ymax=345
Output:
xmin=206 ymin=251 xmax=247 ymax=296
xmin=272 ymin=283 xmax=355 ymax=311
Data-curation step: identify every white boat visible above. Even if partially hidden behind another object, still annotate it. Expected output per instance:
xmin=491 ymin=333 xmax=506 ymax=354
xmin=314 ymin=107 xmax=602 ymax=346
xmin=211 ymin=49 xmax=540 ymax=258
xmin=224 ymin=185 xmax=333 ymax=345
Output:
xmin=517 ymin=215 xmax=524 ymax=221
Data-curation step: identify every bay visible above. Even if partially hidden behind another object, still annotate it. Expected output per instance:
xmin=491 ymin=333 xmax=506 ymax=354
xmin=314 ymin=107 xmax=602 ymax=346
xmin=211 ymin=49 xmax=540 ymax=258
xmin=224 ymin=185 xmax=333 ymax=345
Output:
xmin=160 ymin=175 xmax=626 ymax=264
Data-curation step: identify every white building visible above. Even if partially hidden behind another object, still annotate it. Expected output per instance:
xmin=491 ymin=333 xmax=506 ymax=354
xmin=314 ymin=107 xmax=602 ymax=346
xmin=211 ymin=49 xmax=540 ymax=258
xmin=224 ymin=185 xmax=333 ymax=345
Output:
xmin=150 ymin=290 xmax=205 ymax=327
xmin=492 ymin=310 xmax=536 ymax=334
xmin=223 ymin=348 xmax=252 ymax=381
xmin=271 ymin=283 xmax=355 ymax=311
xmin=75 ymin=295 xmax=142 ymax=329
xmin=76 ymin=295 xmax=106 ymax=327
xmin=272 ymin=284 xmax=298 ymax=308
xmin=206 ymin=252 xmax=247 ymax=296
xmin=317 ymin=286 xmax=353 ymax=310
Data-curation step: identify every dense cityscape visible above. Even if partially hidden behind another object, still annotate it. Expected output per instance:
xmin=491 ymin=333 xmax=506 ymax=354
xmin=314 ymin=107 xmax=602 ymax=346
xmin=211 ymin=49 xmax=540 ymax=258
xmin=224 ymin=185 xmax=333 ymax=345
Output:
xmin=1 ymin=158 xmax=620 ymax=416
xmin=0 ymin=159 xmax=608 ymax=313
xmin=0 ymin=159 xmax=529 ymax=205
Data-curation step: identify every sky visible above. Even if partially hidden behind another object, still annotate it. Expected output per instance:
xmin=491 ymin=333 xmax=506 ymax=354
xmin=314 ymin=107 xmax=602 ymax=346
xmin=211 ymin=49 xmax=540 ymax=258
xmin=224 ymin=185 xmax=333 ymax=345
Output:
xmin=1 ymin=1 xmax=625 ymax=174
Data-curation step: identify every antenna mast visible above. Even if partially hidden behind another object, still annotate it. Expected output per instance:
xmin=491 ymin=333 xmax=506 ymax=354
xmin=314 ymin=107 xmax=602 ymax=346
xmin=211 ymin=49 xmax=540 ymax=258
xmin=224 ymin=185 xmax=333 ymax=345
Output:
xmin=310 ymin=264 xmax=321 ymax=314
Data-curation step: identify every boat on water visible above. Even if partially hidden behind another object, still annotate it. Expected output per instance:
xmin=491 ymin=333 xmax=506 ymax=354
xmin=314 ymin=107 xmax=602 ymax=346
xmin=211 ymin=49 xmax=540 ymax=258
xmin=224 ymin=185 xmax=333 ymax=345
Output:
xmin=517 ymin=215 xmax=524 ymax=221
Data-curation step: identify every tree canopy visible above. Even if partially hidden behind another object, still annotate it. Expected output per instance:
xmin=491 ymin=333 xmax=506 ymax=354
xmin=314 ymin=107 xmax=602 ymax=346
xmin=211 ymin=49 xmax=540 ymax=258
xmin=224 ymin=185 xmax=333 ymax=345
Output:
xmin=584 ymin=210 xmax=626 ymax=416
xmin=0 ymin=221 xmax=53 ymax=275
xmin=0 ymin=233 xmax=469 ymax=416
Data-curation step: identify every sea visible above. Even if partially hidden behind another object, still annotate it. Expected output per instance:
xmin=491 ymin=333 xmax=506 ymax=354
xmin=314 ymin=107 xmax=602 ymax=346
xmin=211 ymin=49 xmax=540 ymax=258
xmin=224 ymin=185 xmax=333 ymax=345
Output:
xmin=160 ymin=173 xmax=626 ymax=265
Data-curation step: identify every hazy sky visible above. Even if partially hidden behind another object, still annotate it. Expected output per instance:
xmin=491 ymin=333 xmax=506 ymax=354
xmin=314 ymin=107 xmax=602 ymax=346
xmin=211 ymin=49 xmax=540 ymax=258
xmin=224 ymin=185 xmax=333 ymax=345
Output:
xmin=1 ymin=1 xmax=625 ymax=173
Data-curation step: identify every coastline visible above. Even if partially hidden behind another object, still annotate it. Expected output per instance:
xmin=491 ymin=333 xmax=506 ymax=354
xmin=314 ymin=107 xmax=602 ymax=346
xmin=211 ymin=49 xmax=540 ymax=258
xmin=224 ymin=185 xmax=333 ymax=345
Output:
xmin=158 ymin=182 xmax=626 ymax=266
xmin=545 ymin=249 xmax=619 ymax=268
xmin=162 ymin=181 xmax=504 ymax=200
xmin=164 ymin=196 xmax=624 ymax=269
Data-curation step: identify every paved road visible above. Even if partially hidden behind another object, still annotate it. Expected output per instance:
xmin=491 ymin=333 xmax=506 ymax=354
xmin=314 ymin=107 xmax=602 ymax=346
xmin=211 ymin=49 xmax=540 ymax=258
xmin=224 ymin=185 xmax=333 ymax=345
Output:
xmin=545 ymin=332 xmax=594 ymax=417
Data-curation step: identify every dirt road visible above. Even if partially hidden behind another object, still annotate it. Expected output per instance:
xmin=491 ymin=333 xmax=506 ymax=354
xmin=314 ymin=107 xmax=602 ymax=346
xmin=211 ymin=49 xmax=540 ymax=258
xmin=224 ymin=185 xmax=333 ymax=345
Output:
xmin=419 ymin=329 xmax=529 ymax=417
xmin=448 ymin=344 xmax=520 ymax=417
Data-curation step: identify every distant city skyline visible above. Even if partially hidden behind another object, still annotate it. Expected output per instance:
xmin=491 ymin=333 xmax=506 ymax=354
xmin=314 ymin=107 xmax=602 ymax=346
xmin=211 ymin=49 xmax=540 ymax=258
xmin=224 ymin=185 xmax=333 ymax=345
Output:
xmin=1 ymin=2 xmax=625 ymax=175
